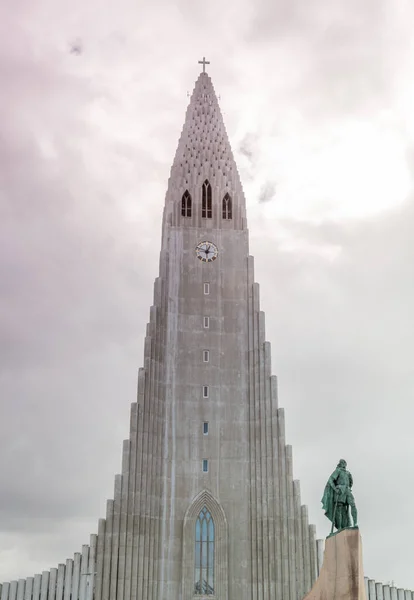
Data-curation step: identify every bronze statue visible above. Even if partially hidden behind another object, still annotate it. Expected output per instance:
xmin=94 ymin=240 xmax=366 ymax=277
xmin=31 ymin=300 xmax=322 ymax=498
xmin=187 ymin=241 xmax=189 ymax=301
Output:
xmin=321 ymin=459 xmax=358 ymax=533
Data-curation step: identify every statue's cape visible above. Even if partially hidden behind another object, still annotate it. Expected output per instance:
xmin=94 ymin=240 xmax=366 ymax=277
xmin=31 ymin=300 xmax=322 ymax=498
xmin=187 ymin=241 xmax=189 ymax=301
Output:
xmin=321 ymin=482 xmax=336 ymax=523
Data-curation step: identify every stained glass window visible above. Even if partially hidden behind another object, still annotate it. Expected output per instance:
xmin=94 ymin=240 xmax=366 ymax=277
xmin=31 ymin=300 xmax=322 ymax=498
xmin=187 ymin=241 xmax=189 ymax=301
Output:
xmin=194 ymin=507 xmax=215 ymax=595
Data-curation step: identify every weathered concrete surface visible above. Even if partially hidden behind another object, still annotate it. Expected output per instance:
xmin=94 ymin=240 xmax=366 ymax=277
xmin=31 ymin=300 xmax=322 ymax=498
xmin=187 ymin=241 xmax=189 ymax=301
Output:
xmin=303 ymin=528 xmax=367 ymax=600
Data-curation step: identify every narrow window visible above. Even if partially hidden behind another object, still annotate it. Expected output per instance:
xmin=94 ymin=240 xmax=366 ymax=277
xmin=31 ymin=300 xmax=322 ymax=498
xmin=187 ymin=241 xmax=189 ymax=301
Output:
xmin=203 ymin=422 xmax=209 ymax=435
xmin=202 ymin=180 xmax=212 ymax=219
xmin=194 ymin=507 xmax=214 ymax=595
xmin=203 ymin=386 xmax=209 ymax=398
xmin=203 ymin=283 xmax=210 ymax=295
xmin=203 ymin=316 xmax=210 ymax=329
xmin=202 ymin=459 xmax=209 ymax=473
xmin=181 ymin=190 xmax=192 ymax=217
xmin=203 ymin=350 xmax=209 ymax=363
xmin=222 ymin=193 xmax=232 ymax=219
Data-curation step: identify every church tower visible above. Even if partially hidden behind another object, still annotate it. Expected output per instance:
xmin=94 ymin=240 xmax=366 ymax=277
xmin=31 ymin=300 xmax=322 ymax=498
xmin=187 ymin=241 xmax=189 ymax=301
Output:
xmin=90 ymin=65 xmax=318 ymax=600
xmin=0 ymin=66 xmax=320 ymax=600
xmin=94 ymin=67 xmax=319 ymax=600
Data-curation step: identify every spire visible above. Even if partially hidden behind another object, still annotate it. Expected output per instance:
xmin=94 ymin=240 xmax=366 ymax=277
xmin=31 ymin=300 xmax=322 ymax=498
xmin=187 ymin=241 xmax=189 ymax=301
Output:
xmin=164 ymin=69 xmax=247 ymax=230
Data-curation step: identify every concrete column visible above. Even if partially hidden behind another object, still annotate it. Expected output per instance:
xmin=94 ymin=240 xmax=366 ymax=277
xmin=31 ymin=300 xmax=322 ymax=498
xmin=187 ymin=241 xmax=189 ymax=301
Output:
xmin=247 ymin=258 xmax=257 ymax=600
xmin=149 ymin=297 xmax=164 ymax=600
xmin=16 ymin=581 xmax=24 ymax=600
xmin=271 ymin=375 xmax=282 ymax=600
xmin=390 ymin=588 xmax=398 ymax=600
xmin=94 ymin=519 xmax=106 ymax=600
xmin=87 ymin=535 xmax=97 ymax=600
xmin=1 ymin=583 xmax=9 ymax=600
xmin=63 ymin=560 xmax=73 ymax=600
xmin=8 ymin=582 xmax=17 ymax=600
xmin=252 ymin=283 xmax=264 ymax=600
xmin=32 ymin=575 xmax=41 ymax=600
xmin=23 ymin=579 xmax=33 ymax=600
xmin=124 ymin=404 xmax=138 ymax=600
xmin=368 ymin=579 xmax=376 ymax=599
xmin=308 ymin=525 xmax=317 ymax=585
xmin=55 ymin=566 xmax=65 ymax=600
xmin=301 ymin=506 xmax=311 ymax=594
xmin=48 ymin=569 xmax=57 ymax=600
xmin=146 ymin=320 xmax=157 ymax=600
xmin=102 ymin=500 xmax=114 ymax=600
xmin=257 ymin=311 xmax=269 ymax=600
xmin=293 ymin=481 xmax=304 ymax=598
xmin=116 ymin=441 xmax=130 ymax=600
xmin=72 ymin=554 xmax=81 ymax=600
xmin=277 ymin=408 xmax=289 ymax=600
xmin=384 ymin=586 xmax=391 ymax=600
xmin=263 ymin=340 xmax=276 ymax=600
xmin=110 ymin=475 xmax=122 ymax=600
xmin=285 ymin=445 xmax=297 ymax=600
xmin=79 ymin=545 xmax=89 ymax=600
xmin=364 ymin=577 xmax=369 ymax=600
xmin=131 ymin=371 xmax=145 ymax=600
xmin=137 ymin=365 xmax=150 ymax=600
xmin=40 ymin=573 xmax=49 ymax=600
xmin=376 ymin=583 xmax=384 ymax=600
xmin=398 ymin=591 xmax=405 ymax=600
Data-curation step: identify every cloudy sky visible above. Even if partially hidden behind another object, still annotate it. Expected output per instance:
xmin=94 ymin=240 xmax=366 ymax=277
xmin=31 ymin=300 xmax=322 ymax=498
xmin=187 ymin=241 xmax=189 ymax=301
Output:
xmin=2 ymin=0 xmax=414 ymax=590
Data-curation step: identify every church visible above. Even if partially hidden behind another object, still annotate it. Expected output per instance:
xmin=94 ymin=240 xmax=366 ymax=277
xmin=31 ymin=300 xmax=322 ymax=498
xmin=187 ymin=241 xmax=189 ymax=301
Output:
xmin=0 ymin=64 xmax=412 ymax=600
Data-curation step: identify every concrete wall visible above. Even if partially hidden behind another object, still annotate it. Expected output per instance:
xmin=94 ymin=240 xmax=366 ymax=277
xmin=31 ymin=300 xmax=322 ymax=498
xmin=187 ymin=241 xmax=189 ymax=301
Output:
xmin=364 ymin=577 xmax=414 ymax=600
xmin=0 ymin=537 xmax=96 ymax=600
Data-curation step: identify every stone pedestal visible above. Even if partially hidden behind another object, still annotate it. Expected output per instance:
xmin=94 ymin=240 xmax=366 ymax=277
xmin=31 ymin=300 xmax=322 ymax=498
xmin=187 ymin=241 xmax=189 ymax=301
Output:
xmin=303 ymin=528 xmax=367 ymax=600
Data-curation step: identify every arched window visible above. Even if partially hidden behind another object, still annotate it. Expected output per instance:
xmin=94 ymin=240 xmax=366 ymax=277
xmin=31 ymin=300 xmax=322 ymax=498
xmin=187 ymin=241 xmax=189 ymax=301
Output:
xmin=222 ymin=193 xmax=232 ymax=219
xmin=202 ymin=180 xmax=212 ymax=219
xmin=181 ymin=190 xmax=192 ymax=217
xmin=194 ymin=507 xmax=215 ymax=595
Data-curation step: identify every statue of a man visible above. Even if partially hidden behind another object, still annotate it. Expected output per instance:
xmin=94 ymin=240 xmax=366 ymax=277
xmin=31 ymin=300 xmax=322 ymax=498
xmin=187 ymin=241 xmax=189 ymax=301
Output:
xmin=321 ymin=459 xmax=358 ymax=532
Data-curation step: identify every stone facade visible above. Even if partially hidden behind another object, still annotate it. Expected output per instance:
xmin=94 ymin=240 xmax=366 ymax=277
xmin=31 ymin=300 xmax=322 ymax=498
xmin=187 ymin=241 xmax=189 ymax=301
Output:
xmin=0 ymin=70 xmax=410 ymax=600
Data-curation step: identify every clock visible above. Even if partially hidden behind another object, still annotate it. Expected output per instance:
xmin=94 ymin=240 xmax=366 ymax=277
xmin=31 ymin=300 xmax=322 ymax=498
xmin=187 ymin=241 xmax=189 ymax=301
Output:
xmin=196 ymin=241 xmax=218 ymax=263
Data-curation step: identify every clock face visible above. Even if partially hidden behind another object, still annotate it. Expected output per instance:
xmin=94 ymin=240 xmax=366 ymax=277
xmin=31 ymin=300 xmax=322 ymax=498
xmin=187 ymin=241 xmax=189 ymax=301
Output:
xmin=196 ymin=241 xmax=218 ymax=263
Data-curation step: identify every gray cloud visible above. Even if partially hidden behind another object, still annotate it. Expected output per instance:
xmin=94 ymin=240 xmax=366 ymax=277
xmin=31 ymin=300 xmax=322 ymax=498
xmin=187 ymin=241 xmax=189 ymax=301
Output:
xmin=238 ymin=133 xmax=258 ymax=162
xmin=258 ymin=181 xmax=277 ymax=203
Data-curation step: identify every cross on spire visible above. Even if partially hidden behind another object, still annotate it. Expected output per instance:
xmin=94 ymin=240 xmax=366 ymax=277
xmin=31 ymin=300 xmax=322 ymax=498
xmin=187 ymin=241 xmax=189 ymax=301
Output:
xmin=198 ymin=57 xmax=210 ymax=73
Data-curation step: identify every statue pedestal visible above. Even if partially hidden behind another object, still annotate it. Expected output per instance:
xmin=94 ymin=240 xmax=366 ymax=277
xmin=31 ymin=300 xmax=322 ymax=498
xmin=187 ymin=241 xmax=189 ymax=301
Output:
xmin=303 ymin=528 xmax=366 ymax=600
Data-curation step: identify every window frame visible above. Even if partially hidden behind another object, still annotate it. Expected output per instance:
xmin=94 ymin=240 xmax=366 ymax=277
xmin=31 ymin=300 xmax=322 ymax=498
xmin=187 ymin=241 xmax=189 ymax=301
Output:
xmin=222 ymin=192 xmax=232 ymax=220
xmin=202 ymin=180 xmax=212 ymax=219
xmin=194 ymin=507 xmax=214 ymax=595
xmin=181 ymin=190 xmax=192 ymax=218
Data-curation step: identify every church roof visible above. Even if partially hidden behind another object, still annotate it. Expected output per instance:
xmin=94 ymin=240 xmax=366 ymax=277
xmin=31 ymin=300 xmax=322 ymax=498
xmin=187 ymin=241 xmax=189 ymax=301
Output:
xmin=165 ymin=70 xmax=246 ymax=225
